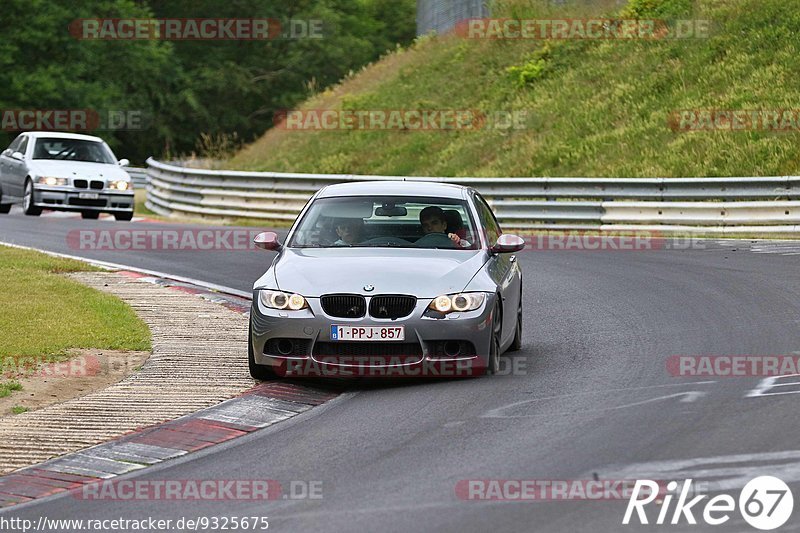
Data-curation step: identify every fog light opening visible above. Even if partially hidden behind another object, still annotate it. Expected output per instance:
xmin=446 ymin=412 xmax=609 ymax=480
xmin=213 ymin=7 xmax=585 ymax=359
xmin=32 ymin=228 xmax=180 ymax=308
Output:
xmin=276 ymin=339 xmax=295 ymax=356
xmin=443 ymin=341 xmax=462 ymax=357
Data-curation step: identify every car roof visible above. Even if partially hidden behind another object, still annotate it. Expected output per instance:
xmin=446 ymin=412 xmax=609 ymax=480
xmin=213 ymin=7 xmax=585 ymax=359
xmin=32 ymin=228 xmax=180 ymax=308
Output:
xmin=21 ymin=131 xmax=105 ymax=143
xmin=317 ymin=180 xmax=469 ymax=200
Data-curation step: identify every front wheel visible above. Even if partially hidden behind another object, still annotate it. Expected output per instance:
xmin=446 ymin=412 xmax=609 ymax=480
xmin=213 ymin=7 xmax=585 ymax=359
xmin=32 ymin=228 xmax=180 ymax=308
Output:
xmin=22 ymin=180 xmax=41 ymax=216
xmin=0 ymin=203 xmax=10 ymax=214
xmin=248 ymin=325 xmax=278 ymax=380
xmin=114 ymin=211 xmax=133 ymax=221
xmin=81 ymin=211 xmax=100 ymax=220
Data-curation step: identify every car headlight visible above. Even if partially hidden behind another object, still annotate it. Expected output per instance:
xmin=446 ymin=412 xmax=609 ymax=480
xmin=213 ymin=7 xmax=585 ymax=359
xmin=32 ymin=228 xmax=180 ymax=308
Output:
xmin=428 ymin=292 xmax=486 ymax=314
xmin=109 ymin=180 xmax=130 ymax=191
xmin=259 ymin=290 xmax=308 ymax=311
xmin=37 ymin=176 xmax=67 ymax=186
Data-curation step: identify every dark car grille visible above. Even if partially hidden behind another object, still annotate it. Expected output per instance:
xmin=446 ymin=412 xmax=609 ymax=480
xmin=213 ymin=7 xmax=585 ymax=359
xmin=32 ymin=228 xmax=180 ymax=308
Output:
xmin=369 ymin=295 xmax=416 ymax=319
xmin=313 ymin=342 xmax=422 ymax=365
xmin=68 ymin=198 xmax=107 ymax=207
xmin=73 ymin=179 xmax=104 ymax=189
xmin=321 ymin=295 xmax=366 ymax=318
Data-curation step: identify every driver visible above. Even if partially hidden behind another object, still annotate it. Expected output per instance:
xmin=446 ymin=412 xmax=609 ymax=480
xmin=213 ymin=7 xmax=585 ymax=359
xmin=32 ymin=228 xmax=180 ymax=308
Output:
xmin=73 ymin=144 xmax=92 ymax=161
xmin=333 ymin=218 xmax=364 ymax=246
xmin=419 ymin=206 xmax=471 ymax=248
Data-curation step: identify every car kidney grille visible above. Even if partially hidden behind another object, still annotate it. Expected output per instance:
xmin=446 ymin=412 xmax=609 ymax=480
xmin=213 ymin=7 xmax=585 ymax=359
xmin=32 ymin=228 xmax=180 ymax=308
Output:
xmin=321 ymin=295 xmax=366 ymax=318
xmin=90 ymin=180 xmax=104 ymax=190
xmin=74 ymin=179 xmax=88 ymax=189
xmin=369 ymin=295 xmax=416 ymax=319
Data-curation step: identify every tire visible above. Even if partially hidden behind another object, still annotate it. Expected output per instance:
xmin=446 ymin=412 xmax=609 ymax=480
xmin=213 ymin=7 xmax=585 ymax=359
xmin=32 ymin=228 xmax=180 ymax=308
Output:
xmin=248 ymin=324 xmax=278 ymax=380
xmin=486 ymin=300 xmax=502 ymax=375
xmin=508 ymin=290 xmax=523 ymax=352
xmin=22 ymin=180 xmax=41 ymax=216
xmin=114 ymin=211 xmax=133 ymax=221
xmin=81 ymin=211 xmax=100 ymax=219
xmin=0 ymin=187 xmax=9 ymax=214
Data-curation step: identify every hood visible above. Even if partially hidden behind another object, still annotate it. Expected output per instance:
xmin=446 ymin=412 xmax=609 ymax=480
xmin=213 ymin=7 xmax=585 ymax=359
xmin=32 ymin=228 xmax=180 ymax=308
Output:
xmin=262 ymin=248 xmax=488 ymax=298
xmin=28 ymin=160 xmax=130 ymax=181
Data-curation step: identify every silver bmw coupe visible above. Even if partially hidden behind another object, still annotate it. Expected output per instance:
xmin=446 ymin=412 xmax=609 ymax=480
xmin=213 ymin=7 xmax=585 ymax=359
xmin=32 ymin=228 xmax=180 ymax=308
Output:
xmin=249 ymin=181 xmax=524 ymax=379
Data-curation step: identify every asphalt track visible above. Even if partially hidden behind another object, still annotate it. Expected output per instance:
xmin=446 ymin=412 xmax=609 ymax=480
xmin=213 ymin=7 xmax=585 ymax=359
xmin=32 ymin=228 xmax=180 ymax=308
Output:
xmin=2 ymin=207 xmax=800 ymax=532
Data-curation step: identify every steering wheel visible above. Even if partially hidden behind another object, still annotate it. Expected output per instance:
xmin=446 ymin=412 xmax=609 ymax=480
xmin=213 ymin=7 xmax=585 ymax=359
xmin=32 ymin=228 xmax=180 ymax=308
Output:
xmin=359 ymin=236 xmax=413 ymax=246
xmin=414 ymin=233 xmax=456 ymax=248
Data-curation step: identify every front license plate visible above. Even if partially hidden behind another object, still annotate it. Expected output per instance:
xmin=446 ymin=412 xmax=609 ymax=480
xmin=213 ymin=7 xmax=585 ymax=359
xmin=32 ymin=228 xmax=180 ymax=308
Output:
xmin=331 ymin=325 xmax=405 ymax=341
xmin=79 ymin=192 xmax=99 ymax=200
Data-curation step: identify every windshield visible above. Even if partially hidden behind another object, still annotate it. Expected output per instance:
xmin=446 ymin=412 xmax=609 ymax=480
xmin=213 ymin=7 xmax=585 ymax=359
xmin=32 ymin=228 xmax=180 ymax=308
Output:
xmin=32 ymin=138 xmax=117 ymax=164
xmin=289 ymin=196 xmax=479 ymax=250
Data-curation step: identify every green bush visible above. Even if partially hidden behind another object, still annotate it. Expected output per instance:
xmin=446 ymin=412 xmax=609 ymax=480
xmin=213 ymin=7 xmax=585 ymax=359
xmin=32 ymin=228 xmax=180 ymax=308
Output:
xmin=506 ymin=45 xmax=551 ymax=88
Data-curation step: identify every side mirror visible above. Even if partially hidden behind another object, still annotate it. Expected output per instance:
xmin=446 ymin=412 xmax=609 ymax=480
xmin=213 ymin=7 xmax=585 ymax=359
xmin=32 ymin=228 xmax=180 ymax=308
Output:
xmin=118 ymin=158 xmax=130 ymax=167
xmin=254 ymin=231 xmax=282 ymax=251
xmin=491 ymin=234 xmax=525 ymax=254
xmin=10 ymin=151 xmax=23 ymax=160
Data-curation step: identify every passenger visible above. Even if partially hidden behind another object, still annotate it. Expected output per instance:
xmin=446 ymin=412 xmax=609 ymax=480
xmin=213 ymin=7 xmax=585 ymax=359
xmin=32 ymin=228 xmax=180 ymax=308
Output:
xmin=419 ymin=206 xmax=471 ymax=248
xmin=333 ymin=218 xmax=364 ymax=246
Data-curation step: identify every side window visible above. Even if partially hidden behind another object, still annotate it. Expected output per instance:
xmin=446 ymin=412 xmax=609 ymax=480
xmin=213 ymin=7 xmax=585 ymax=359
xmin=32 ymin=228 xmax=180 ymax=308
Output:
xmin=474 ymin=194 xmax=501 ymax=246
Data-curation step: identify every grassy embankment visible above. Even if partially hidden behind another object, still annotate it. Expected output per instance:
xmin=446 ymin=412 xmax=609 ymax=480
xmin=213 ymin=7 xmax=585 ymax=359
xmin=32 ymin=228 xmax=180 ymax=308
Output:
xmin=226 ymin=0 xmax=800 ymax=178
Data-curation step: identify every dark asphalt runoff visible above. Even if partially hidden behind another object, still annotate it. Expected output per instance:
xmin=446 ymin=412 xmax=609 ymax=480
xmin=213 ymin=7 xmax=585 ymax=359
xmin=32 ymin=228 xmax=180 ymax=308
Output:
xmin=2 ymin=207 xmax=800 ymax=532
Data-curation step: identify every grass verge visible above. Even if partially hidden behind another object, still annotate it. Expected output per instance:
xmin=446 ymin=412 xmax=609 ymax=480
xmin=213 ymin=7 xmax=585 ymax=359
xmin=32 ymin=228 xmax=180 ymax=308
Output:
xmin=0 ymin=246 xmax=151 ymax=395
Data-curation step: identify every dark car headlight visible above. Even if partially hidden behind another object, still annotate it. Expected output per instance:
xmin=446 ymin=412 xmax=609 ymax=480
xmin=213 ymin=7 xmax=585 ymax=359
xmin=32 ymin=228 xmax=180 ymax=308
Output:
xmin=259 ymin=289 xmax=308 ymax=310
xmin=428 ymin=292 xmax=486 ymax=314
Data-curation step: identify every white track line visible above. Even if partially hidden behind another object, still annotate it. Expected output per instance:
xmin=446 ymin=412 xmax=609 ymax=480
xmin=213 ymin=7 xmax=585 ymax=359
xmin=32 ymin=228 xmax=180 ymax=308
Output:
xmin=0 ymin=240 xmax=251 ymax=299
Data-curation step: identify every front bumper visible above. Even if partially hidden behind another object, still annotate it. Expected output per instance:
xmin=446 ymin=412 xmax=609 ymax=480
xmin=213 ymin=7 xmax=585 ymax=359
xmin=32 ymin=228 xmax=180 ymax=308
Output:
xmin=33 ymin=185 xmax=134 ymax=213
xmin=250 ymin=293 xmax=497 ymax=378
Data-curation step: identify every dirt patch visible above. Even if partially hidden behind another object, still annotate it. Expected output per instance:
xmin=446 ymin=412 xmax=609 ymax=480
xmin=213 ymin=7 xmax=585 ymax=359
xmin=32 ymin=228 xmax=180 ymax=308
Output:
xmin=0 ymin=349 xmax=150 ymax=417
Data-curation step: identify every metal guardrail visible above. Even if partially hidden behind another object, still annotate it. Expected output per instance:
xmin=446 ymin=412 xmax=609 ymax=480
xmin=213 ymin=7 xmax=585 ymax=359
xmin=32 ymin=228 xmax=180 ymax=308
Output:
xmin=127 ymin=167 xmax=149 ymax=189
xmin=144 ymin=158 xmax=800 ymax=233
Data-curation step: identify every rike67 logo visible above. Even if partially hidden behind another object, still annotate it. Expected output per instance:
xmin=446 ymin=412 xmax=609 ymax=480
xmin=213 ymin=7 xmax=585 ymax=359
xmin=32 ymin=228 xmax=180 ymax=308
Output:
xmin=624 ymin=477 xmax=794 ymax=530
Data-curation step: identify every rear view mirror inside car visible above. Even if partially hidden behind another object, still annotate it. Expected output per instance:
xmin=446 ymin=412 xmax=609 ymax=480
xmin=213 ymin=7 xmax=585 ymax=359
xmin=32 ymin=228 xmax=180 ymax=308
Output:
xmin=375 ymin=205 xmax=407 ymax=217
